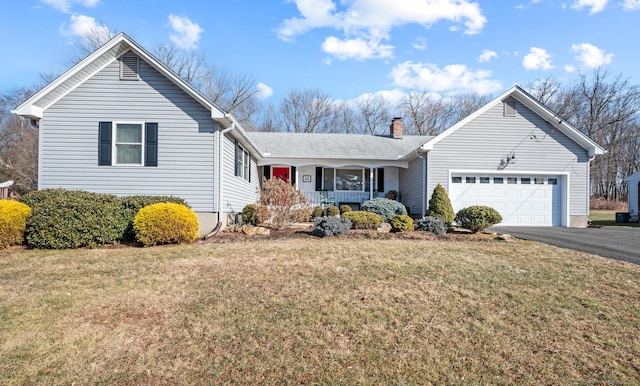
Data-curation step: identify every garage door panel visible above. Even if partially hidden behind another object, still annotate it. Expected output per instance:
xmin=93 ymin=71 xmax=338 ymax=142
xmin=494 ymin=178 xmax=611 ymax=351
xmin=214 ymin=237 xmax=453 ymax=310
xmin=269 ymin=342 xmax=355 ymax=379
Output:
xmin=450 ymin=174 xmax=561 ymax=226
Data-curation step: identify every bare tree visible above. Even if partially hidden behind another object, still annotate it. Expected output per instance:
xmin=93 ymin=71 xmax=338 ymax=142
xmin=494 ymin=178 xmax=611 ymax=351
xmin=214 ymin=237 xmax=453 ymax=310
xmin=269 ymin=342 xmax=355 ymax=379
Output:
xmin=400 ymin=90 xmax=452 ymax=135
xmin=279 ymin=88 xmax=332 ymax=133
xmin=354 ymin=94 xmax=391 ymax=135
xmin=327 ymin=100 xmax=358 ymax=133
xmin=0 ymin=87 xmax=39 ymax=192
xmin=71 ymin=24 xmax=116 ymax=63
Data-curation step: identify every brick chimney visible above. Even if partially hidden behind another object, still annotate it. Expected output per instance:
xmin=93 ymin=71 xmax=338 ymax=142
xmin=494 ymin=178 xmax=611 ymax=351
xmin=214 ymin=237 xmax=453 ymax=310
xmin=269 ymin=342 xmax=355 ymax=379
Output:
xmin=390 ymin=117 xmax=403 ymax=138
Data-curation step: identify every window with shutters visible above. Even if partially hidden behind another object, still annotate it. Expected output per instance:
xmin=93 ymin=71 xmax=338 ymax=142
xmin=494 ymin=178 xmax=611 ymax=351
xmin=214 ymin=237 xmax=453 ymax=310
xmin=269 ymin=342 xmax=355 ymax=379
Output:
xmin=98 ymin=121 xmax=157 ymax=167
xmin=319 ymin=168 xmax=382 ymax=192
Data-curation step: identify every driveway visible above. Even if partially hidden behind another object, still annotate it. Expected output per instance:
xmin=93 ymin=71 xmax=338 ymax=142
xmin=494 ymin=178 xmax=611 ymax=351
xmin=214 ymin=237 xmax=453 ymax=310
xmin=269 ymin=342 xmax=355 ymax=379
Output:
xmin=489 ymin=226 xmax=640 ymax=265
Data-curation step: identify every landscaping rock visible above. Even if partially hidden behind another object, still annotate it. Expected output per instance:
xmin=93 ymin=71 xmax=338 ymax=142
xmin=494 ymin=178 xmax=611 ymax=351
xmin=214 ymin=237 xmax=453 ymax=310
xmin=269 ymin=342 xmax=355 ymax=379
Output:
xmin=255 ymin=227 xmax=271 ymax=236
xmin=496 ymin=233 xmax=517 ymax=243
xmin=377 ymin=223 xmax=392 ymax=233
xmin=242 ymin=225 xmax=271 ymax=236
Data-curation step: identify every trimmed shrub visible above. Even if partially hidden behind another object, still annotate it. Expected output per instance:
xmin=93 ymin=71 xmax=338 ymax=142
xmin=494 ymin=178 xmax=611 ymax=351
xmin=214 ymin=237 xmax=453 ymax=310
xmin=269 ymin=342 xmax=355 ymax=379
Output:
xmin=0 ymin=200 xmax=32 ymax=249
xmin=361 ymin=197 xmax=407 ymax=221
xmin=389 ymin=214 xmax=414 ymax=232
xmin=21 ymin=189 xmax=128 ymax=249
xmin=455 ymin=205 xmax=503 ymax=233
xmin=415 ymin=216 xmax=449 ymax=235
xmin=312 ymin=206 xmax=324 ymax=219
xmin=133 ymin=203 xmax=200 ymax=246
xmin=292 ymin=207 xmax=311 ymax=222
xmin=426 ymin=184 xmax=455 ymax=224
xmin=339 ymin=204 xmax=352 ymax=214
xmin=121 ymin=195 xmax=188 ymax=241
xmin=259 ymin=178 xmax=310 ymax=228
xmin=241 ymin=204 xmax=262 ymax=226
xmin=312 ymin=217 xmax=351 ymax=237
xmin=342 ymin=211 xmax=383 ymax=229
xmin=326 ymin=205 xmax=340 ymax=217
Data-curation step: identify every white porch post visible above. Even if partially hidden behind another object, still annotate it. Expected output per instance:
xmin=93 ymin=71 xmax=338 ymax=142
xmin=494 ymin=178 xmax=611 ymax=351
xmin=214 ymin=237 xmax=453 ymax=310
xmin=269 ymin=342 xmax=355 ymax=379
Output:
xmin=294 ymin=166 xmax=299 ymax=190
xmin=369 ymin=168 xmax=375 ymax=200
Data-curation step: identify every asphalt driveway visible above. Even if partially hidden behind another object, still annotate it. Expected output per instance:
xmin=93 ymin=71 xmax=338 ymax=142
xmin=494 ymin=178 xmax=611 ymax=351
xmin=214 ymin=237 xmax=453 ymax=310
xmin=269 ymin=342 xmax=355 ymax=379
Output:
xmin=489 ymin=226 xmax=640 ymax=265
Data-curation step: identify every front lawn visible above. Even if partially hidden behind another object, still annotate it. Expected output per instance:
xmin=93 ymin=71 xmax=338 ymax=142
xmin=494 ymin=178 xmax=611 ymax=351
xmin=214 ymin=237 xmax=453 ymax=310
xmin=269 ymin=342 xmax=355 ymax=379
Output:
xmin=1 ymin=237 xmax=639 ymax=384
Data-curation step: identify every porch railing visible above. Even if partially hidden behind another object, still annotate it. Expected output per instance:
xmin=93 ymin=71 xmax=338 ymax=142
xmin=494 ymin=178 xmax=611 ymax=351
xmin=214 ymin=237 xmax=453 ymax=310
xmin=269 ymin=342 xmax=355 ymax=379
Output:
xmin=303 ymin=191 xmax=385 ymax=210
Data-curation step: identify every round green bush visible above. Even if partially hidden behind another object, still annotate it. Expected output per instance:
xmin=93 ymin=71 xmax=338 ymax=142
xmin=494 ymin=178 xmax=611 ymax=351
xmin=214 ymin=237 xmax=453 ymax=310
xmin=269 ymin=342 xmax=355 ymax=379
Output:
xmin=455 ymin=205 xmax=503 ymax=233
xmin=312 ymin=206 xmax=324 ymax=219
xmin=339 ymin=204 xmax=352 ymax=214
xmin=133 ymin=203 xmax=200 ymax=246
xmin=389 ymin=214 xmax=414 ymax=232
xmin=121 ymin=195 xmax=189 ymax=241
xmin=242 ymin=204 xmax=261 ymax=226
xmin=326 ymin=205 xmax=340 ymax=217
xmin=0 ymin=200 xmax=32 ymax=249
xmin=312 ymin=217 xmax=351 ymax=237
xmin=361 ymin=197 xmax=407 ymax=221
xmin=20 ymin=189 xmax=128 ymax=249
xmin=426 ymin=184 xmax=455 ymax=224
xmin=415 ymin=216 xmax=449 ymax=235
xmin=341 ymin=211 xmax=383 ymax=229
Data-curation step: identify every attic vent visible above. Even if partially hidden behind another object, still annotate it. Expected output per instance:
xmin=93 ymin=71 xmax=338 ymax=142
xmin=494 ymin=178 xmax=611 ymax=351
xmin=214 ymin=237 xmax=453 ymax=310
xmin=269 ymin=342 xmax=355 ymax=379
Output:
xmin=504 ymin=98 xmax=516 ymax=117
xmin=120 ymin=52 xmax=139 ymax=80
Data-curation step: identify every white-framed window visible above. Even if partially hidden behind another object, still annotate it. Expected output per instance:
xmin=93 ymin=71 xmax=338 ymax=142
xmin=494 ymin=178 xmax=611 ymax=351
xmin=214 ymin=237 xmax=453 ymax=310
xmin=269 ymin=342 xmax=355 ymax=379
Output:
xmin=235 ymin=142 xmax=250 ymax=181
xmin=336 ymin=168 xmax=364 ymax=191
xmin=114 ymin=122 xmax=144 ymax=165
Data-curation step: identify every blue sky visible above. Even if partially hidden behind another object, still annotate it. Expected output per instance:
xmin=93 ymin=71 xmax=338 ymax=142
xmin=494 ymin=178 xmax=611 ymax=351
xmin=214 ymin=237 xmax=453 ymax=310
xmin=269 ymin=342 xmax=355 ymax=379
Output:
xmin=1 ymin=0 xmax=639 ymax=105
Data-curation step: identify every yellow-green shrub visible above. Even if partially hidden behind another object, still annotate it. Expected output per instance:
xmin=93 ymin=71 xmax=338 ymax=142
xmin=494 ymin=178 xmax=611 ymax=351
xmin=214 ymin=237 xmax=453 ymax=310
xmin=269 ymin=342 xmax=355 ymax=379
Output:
xmin=0 ymin=200 xmax=31 ymax=249
xmin=389 ymin=214 xmax=414 ymax=232
xmin=133 ymin=203 xmax=199 ymax=246
xmin=341 ymin=211 xmax=383 ymax=229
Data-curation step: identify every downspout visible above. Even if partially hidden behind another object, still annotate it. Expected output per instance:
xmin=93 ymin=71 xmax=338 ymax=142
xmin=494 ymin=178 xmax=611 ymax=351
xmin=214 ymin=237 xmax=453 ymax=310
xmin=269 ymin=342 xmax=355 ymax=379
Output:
xmin=203 ymin=122 xmax=235 ymax=240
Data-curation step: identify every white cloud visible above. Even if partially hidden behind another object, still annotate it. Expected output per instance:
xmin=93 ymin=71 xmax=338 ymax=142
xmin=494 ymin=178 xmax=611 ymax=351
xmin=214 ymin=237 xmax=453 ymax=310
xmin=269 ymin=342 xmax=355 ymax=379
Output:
xmin=277 ymin=0 xmax=487 ymax=60
xmin=565 ymin=65 xmax=577 ymax=73
xmin=321 ymin=35 xmax=394 ymax=60
xmin=570 ymin=0 xmax=608 ymax=13
xmin=62 ymin=14 xmax=111 ymax=41
xmin=40 ymin=0 xmax=99 ymax=13
xmin=256 ymin=83 xmax=273 ymax=99
xmin=623 ymin=0 xmax=640 ymax=10
xmin=412 ymin=37 xmax=427 ymax=51
xmin=478 ymin=49 xmax=497 ymax=63
xmin=390 ymin=61 xmax=502 ymax=94
xmin=571 ymin=43 xmax=613 ymax=67
xmin=168 ymin=14 xmax=203 ymax=50
xmin=522 ymin=47 xmax=554 ymax=70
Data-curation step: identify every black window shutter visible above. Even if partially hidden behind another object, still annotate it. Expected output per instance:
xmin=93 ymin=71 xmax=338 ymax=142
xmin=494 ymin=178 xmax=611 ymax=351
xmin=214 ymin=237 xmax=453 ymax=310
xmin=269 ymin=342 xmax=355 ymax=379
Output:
xmin=315 ymin=167 xmax=323 ymax=191
xmin=291 ymin=166 xmax=296 ymax=185
xmin=264 ymin=165 xmax=271 ymax=180
xmin=234 ymin=140 xmax=239 ymax=176
xmin=98 ymin=122 xmax=112 ymax=166
xmin=145 ymin=122 xmax=158 ymax=167
xmin=377 ymin=168 xmax=385 ymax=192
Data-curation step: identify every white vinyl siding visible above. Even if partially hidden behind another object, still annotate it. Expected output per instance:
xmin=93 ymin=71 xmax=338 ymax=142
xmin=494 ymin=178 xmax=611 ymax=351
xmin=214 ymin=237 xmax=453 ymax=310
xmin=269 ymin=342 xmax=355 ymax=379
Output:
xmin=39 ymin=55 xmax=218 ymax=212
xmin=400 ymin=156 xmax=425 ymax=216
xmin=426 ymin=100 xmax=590 ymax=219
xmin=222 ymin=134 xmax=259 ymax=213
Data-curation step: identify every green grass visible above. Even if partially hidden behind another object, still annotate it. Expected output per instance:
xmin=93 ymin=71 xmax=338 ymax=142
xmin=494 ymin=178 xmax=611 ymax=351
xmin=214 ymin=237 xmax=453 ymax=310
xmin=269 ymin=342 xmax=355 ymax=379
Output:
xmin=1 ymin=237 xmax=640 ymax=384
xmin=590 ymin=210 xmax=640 ymax=227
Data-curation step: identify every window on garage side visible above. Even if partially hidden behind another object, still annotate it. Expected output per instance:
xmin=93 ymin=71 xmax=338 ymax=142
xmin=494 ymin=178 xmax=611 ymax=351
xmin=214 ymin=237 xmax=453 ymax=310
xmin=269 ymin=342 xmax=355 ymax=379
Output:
xmin=235 ymin=142 xmax=250 ymax=181
xmin=115 ymin=123 xmax=143 ymax=165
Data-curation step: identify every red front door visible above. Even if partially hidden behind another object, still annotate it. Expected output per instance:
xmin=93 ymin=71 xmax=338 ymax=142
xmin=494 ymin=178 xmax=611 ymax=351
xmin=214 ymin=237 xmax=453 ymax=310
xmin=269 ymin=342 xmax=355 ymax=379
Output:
xmin=272 ymin=167 xmax=290 ymax=183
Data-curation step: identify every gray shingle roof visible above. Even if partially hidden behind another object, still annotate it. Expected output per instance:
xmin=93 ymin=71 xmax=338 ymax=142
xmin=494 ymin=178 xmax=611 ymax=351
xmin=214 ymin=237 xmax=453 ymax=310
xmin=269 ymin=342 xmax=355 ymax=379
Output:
xmin=248 ymin=132 xmax=432 ymax=160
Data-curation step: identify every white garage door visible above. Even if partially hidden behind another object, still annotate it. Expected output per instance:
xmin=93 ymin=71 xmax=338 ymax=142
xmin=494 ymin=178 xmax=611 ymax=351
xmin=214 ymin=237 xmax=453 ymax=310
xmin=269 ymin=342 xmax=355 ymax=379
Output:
xmin=449 ymin=175 xmax=562 ymax=226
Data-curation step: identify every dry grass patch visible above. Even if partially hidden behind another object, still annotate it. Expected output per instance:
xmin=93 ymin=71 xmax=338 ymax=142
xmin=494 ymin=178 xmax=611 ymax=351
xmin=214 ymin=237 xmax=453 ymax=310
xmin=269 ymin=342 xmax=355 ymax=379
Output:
xmin=1 ymin=237 xmax=639 ymax=384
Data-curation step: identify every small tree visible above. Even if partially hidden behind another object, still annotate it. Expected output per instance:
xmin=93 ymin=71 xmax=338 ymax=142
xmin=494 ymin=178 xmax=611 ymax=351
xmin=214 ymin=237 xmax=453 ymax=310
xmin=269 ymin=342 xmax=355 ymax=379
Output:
xmin=426 ymin=184 xmax=455 ymax=224
xmin=259 ymin=178 xmax=310 ymax=228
